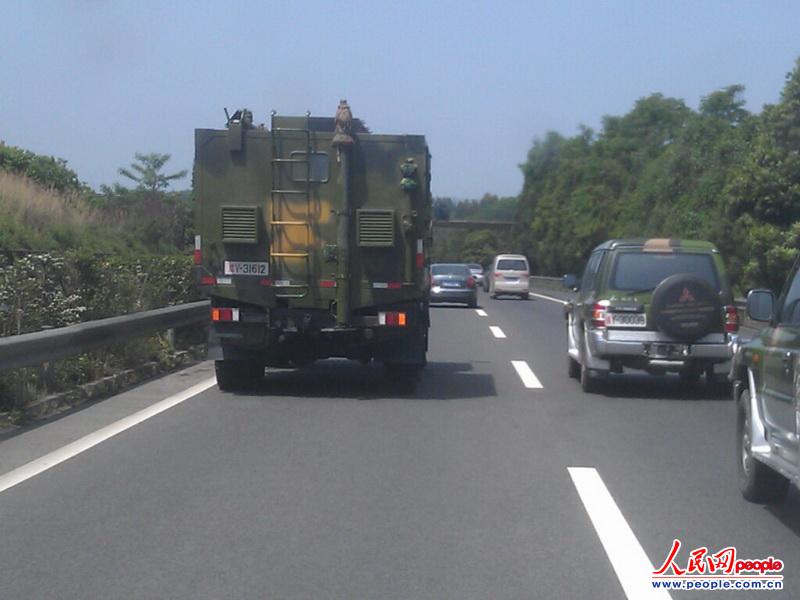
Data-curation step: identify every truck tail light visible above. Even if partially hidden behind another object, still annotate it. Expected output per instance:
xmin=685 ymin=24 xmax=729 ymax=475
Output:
xmin=416 ymin=238 xmax=424 ymax=268
xmin=211 ymin=307 xmax=239 ymax=322
xmin=591 ymin=300 xmax=609 ymax=329
xmin=725 ymin=305 xmax=739 ymax=334
xmin=466 ymin=276 xmax=476 ymax=289
xmin=194 ymin=235 xmax=202 ymax=265
xmin=378 ymin=311 xmax=407 ymax=326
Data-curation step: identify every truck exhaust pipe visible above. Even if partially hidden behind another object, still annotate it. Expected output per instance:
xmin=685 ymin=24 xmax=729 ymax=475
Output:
xmin=333 ymin=100 xmax=355 ymax=326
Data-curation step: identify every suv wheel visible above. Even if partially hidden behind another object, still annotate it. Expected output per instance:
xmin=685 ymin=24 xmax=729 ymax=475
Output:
xmin=579 ymin=335 xmax=602 ymax=393
xmin=568 ymin=356 xmax=580 ymax=379
xmin=679 ymin=366 xmax=702 ymax=384
xmin=737 ymin=389 xmax=789 ymax=503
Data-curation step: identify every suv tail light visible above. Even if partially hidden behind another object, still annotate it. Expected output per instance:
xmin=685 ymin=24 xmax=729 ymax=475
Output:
xmin=466 ymin=276 xmax=476 ymax=289
xmin=724 ymin=305 xmax=739 ymax=334
xmin=494 ymin=272 xmax=502 ymax=279
xmin=591 ymin=300 xmax=610 ymax=329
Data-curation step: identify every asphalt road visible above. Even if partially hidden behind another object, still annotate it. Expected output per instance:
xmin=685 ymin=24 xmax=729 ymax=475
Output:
xmin=1 ymin=289 xmax=798 ymax=599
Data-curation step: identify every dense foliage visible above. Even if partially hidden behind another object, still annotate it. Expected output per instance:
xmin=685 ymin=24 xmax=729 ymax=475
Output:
xmin=515 ymin=58 xmax=800 ymax=293
xmin=0 ymin=148 xmax=197 ymax=416
xmin=0 ymin=252 xmax=200 ymax=413
xmin=0 ymin=142 xmax=87 ymax=194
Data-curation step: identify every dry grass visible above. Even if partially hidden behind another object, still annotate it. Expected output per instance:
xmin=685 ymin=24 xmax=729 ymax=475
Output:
xmin=0 ymin=170 xmax=110 ymax=235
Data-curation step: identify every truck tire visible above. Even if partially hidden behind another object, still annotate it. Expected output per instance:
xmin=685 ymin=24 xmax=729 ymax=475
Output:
xmin=650 ymin=274 xmax=721 ymax=341
xmin=737 ymin=389 xmax=789 ymax=503
xmin=215 ymin=360 xmax=264 ymax=392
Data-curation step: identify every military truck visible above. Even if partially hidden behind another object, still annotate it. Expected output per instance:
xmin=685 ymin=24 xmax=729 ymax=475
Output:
xmin=193 ymin=103 xmax=432 ymax=390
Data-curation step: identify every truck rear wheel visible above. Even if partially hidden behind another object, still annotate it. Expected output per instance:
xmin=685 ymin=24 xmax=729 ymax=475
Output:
xmin=215 ymin=360 xmax=264 ymax=392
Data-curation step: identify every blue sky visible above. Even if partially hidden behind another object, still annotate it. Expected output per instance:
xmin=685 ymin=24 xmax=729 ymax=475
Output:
xmin=0 ymin=1 xmax=797 ymax=198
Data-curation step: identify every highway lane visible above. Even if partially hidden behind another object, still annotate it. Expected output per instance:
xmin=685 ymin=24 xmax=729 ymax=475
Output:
xmin=0 ymin=290 xmax=798 ymax=598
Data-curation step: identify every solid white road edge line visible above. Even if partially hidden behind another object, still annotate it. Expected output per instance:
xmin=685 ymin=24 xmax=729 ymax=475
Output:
xmin=489 ymin=325 xmax=506 ymax=338
xmin=511 ymin=360 xmax=543 ymax=389
xmin=0 ymin=377 xmax=218 ymax=495
xmin=529 ymin=291 xmax=569 ymax=306
xmin=568 ymin=467 xmax=672 ymax=600
xmin=475 ymin=309 xmax=488 ymax=317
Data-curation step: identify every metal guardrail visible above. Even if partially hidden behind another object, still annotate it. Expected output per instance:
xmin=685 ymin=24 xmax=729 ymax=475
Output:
xmin=0 ymin=301 xmax=210 ymax=371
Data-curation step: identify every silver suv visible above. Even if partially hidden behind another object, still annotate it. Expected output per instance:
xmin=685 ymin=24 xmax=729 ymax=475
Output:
xmin=563 ymin=239 xmax=737 ymax=393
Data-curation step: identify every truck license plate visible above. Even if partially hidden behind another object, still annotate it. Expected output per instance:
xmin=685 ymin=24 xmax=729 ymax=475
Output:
xmin=223 ymin=261 xmax=269 ymax=276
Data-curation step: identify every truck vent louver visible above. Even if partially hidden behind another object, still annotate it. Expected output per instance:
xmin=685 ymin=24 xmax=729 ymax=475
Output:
xmin=357 ymin=209 xmax=395 ymax=247
xmin=222 ymin=206 xmax=258 ymax=243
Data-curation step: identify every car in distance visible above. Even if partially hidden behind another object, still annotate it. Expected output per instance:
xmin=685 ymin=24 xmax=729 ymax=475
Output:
xmin=731 ymin=257 xmax=800 ymax=503
xmin=467 ymin=263 xmax=485 ymax=288
xmin=429 ymin=263 xmax=478 ymax=307
xmin=488 ymin=254 xmax=530 ymax=299
xmin=563 ymin=239 xmax=737 ymax=393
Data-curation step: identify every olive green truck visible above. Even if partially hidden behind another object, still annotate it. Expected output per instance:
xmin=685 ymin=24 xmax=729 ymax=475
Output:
xmin=193 ymin=104 xmax=432 ymax=390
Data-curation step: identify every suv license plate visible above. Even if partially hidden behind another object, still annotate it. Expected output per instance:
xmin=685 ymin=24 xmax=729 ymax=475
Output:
xmin=649 ymin=343 xmax=687 ymax=358
xmin=223 ymin=261 xmax=269 ymax=276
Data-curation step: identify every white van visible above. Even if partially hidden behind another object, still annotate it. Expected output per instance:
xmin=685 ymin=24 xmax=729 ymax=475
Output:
xmin=488 ymin=254 xmax=530 ymax=299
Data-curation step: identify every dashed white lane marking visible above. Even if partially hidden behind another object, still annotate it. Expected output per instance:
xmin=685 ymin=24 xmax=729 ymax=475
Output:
xmin=568 ymin=467 xmax=672 ymax=599
xmin=475 ymin=309 xmax=488 ymax=317
xmin=0 ymin=377 xmax=218 ymax=495
xmin=511 ymin=360 xmax=543 ymax=389
xmin=529 ymin=291 xmax=570 ymax=306
xmin=489 ymin=326 xmax=506 ymax=338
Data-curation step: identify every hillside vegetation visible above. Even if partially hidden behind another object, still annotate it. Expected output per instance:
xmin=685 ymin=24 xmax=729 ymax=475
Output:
xmin=514 ymin=58 xmax=800 ymax=293
xmin=0 ymin=145 xmax=197 ymax=416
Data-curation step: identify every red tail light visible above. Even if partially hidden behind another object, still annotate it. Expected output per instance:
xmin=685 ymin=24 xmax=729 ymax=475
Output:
xmin=200 ymin=275 xmax=216 ymax=286
xmin=379 ymin=311 xmax=407 ymax=327
xmin=724 ymin=305 xmax=739 ymax=334
xmin=466 ymin=276 xmax=476 ymax=288
xmin=494 ymin=272 xmax=502 ymax=279
xmin=211 ymin=307 xmax=239 ymax=322
xmin=591 ymin=301 xmax=609 ymax=329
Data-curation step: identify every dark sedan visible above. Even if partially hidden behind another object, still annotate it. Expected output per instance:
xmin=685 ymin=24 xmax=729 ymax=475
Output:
xmin=429 ymin=263 xmax=478 ymax=307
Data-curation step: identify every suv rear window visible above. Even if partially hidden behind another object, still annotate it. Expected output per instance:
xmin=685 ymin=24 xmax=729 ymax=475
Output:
xmin=431 ymin=264 xmax=470 ymax=276
xmin=609 ymin=252 xmax=719 ymax=292
xmin=496 ymin=259 xmax=527 ymax=271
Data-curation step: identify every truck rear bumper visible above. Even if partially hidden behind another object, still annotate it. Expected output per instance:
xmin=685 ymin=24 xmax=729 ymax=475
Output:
xmin=209 ymin=301 xmax=429 ymax=366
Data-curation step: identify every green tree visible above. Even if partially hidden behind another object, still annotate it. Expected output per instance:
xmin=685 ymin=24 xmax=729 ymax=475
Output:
xmin=98 ymin=153 xmax=191 ymax=252
xmin=118 ymin=153 xmax=188 ymax=195
xmin=460 ymin=229 xmax=499 ymax=266
xmin=727 ymin=59 xmax=800 ymax=290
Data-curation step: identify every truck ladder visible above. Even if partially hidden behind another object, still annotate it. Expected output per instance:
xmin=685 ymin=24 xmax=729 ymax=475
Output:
xmin=270 ymin=111 xmax=313 ymax=298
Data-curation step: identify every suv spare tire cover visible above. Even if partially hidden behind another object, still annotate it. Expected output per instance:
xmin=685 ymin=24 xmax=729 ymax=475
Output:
xmin=650 ymin=274 xmax=721 ymax=341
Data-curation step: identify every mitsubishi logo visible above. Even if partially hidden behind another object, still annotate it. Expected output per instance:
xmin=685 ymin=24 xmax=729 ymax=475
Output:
xmin=678 ymin=287 xmax=695 ymax=303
